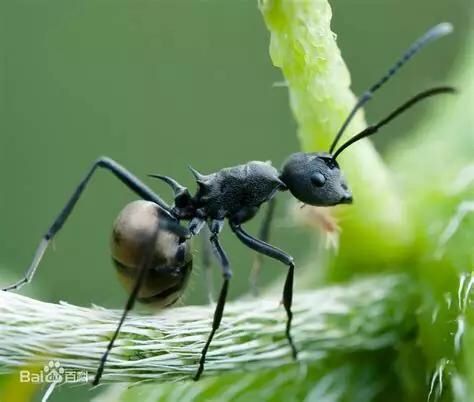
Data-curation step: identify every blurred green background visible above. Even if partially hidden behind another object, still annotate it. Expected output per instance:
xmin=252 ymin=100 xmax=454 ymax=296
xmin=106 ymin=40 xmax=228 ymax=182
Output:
xmin=0 ymin=0 xmax=471 ymax=401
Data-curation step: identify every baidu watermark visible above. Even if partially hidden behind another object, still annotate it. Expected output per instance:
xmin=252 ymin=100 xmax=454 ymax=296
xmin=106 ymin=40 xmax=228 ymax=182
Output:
xmin=20 ymin=360 xmax=88 ymax=384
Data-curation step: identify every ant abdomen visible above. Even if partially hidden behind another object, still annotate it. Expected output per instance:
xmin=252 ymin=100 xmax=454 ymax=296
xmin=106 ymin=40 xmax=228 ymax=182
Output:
xmin=111 ymin=200 xmax=193 ymax=308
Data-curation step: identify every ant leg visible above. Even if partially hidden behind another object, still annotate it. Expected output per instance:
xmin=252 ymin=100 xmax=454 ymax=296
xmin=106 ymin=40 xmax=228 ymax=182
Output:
xmin=194 ymin=219 xmax=231 ymax=381
xmin=189 ymin=217 xmax=206 ymax=236
xmin=230 ymin=222 xmax=297 ymax=359
xmin=201 ymin=225 xmax=215 ymax=304
xmin=188 ymin=215 xmax=216 ymax=303
xmin=250 ymin=198 xmax=276 ymax=296
xmin=93 ymin=219 xmax=161 ymax=386
xmin=2 ymin=156 xmax=185 ymax=292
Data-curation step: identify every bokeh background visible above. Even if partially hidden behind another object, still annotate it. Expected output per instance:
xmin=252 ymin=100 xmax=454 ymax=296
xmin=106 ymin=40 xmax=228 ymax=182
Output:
xmin=0 ymin=0 xmax=471 ymax=401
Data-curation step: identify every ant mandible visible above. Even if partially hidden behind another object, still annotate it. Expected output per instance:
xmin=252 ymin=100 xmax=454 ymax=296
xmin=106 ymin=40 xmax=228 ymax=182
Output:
xmin=2 ymin=23 xmax=455 ymax=383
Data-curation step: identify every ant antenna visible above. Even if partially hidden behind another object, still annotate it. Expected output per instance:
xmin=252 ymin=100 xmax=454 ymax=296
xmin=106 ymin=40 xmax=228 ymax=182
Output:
xmin=332 ymin=86 xmax=456 ymax=160
xmin=329 ymin=22 xmax=453 ymax=154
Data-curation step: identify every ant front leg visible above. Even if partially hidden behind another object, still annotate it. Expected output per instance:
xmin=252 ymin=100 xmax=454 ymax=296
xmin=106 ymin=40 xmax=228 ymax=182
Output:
xmin=230 ymin=222 xmax=297 ymax=360
xmin=2 ymin=157 xmax=186 ymax=292
xmin=250 ymin=197 xmax=276 ymax=296
xmin=194 ymin=219 xmax=232 ymax=381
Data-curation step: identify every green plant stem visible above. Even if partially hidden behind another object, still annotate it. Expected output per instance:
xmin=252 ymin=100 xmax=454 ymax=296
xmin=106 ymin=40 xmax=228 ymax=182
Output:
xmin=259 ymin=0 xmax=413 ymax=275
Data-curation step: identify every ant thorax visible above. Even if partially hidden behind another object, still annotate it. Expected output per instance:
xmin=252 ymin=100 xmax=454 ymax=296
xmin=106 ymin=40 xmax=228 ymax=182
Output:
xmin=191 ymin=161 xmax=286 ymax=223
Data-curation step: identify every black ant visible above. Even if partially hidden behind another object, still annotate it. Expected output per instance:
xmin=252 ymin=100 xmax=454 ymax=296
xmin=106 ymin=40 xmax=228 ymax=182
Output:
xmin=2 ymin=23 xmax=455 ymax=383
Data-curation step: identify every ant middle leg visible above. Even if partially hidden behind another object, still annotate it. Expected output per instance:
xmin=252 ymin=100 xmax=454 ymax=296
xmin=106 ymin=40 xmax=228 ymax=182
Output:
xmin=194 ymin=219 xmax=232 ymax=381
xmin=230 ymin=222 xmax=297 ymax=359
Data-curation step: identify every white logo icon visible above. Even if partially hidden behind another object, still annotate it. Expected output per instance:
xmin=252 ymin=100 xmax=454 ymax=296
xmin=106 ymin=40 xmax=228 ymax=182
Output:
xmin=19 ymin=360 xmax=88 ymax=384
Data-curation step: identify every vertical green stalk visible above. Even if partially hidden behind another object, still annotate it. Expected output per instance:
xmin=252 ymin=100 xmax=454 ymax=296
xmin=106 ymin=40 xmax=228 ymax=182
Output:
xmin=259 ymin=0 xmax=414 ymax=277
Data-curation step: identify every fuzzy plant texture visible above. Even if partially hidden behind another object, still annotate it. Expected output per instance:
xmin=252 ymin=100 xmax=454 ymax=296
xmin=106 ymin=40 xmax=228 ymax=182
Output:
xmin=0 ymin=275 xmax=416 ymax=393
xmin=0 ymin=0 xmax=472 ymax=401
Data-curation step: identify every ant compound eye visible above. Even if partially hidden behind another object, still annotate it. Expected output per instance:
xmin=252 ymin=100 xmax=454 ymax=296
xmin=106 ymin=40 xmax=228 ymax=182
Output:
xmin=311 ymin=172 xmax=326 ymax=187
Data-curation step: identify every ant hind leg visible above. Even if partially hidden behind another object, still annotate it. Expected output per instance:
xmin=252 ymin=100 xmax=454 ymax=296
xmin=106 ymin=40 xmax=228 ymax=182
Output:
xmin=2 ymin=157 xmax=178 ymax=292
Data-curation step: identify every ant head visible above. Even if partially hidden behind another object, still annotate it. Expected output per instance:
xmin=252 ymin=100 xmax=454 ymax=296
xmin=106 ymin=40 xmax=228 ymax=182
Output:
xmin=280 ymin=152 xmax=352 ymax=206
xmin=280 ymin=85 xmax=455 ymax=207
